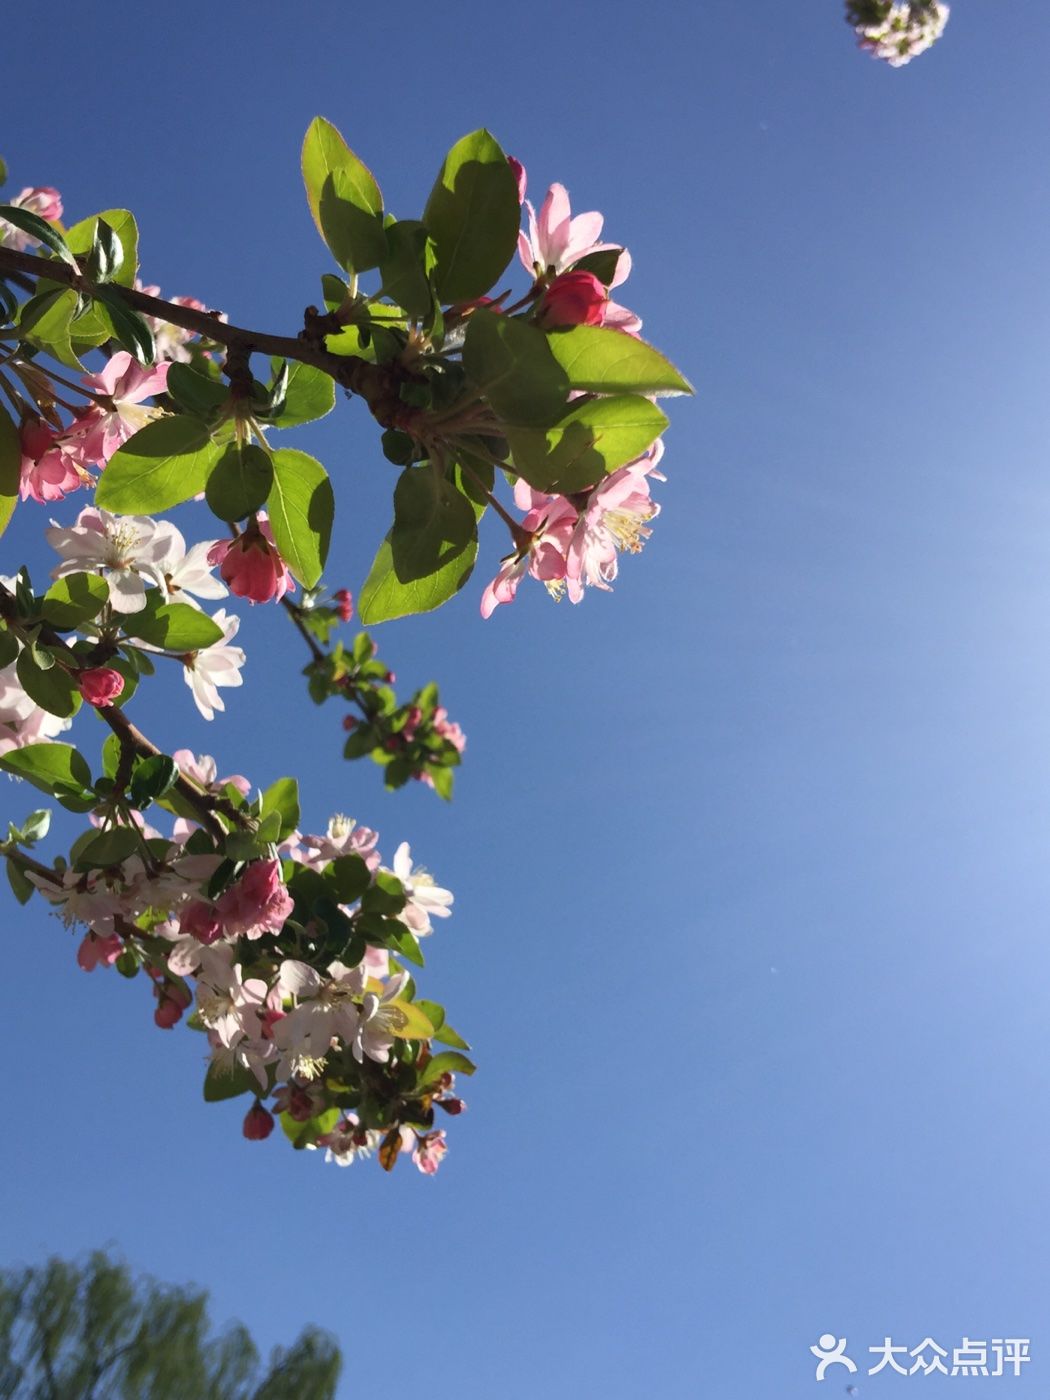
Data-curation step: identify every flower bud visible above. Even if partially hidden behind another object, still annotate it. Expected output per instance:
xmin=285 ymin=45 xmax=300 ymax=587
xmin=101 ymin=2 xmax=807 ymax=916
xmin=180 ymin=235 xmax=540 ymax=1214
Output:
xmin=342 ymin=715 xmax=357 ymax=731
xmin=333 ymin=588 xmax=354 ymax=622
xmin=437 ymin=1097 xmax=466 ymax=1116
xmin=207 ymin=518 xmax=293 ymax=604
xmin=243 ymin=1102 xmax=275 ymax=1140
xmin=77 ymin=667 xmax=125 ymax=708
xmin=537 ymin=270 xmax=608 ymax=328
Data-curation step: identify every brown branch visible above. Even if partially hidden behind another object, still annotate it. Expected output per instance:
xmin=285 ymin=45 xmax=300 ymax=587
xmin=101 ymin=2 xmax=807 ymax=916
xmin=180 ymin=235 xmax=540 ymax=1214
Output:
xmin=0 ymin=244 xmax=400 ymax=408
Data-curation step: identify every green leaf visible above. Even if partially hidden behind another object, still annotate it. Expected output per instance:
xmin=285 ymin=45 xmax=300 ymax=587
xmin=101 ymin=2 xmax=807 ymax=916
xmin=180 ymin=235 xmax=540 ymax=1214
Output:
xmin=359 ymin=529 xmax=477 ymax=625
xmin=545 ymin=324 xmax=694 ymax=396
xmin=205 ymin=442 xmax=273 ymax=521
xmin=423 ymin=130 xmax=520 ymax=303
xmin=301 ymin=117 xmax=385 ymax=272
xmin=463 ymin=309 xmax=569 ymax=427
xmin=0 ymin=203 xmax=75 ymax=264
xmin=328 ymin=854 xmax=371 ymax=904
xmin=389 ymin=466 xmax=478 ymax=583
xmin=571 ymin=247 xmax=624 ymax=286
xmin=434 ymin=1021 xmax=471 ymax=1050
xmin=64 ymin=208 xmax=139 ymax=287
xmin=358 ymin=466 xmax=478 ymax=624
xmin=419 ymin=1050 xmax=476 ymax=1084
xmin=7 ymin=858 xmax=34 ymax=905
xmin=388 ymin=925 xmax=424 ymax=968
xmin=96 ymin=415 xmax=221 ymax=514
xmin=0 ymin=627 xmax=18 ymax=668
xmin=260 ymin=777 xmax=300 ymax=842
xmin=268 ymin=358 xmax=335 ymax=428
xmin=15 ymin=650 xmax=81 ymax=719
xmin=0 ymin=742 xmax=92 ymax=798
xmin=506 ymin=394 xmax=668 ymax=493
xmin=93 ymin=286 xmax=156 ymax=365
xmin=72 ymin=826 xmax=141 ymax=870
xmin=120 ymin=595 xmax=223 ymax=651
xmin=204 ymin=1058 xmax=261 ymax=1102
xmin=129 ymin=754 xmax=178 ymax=808
xmin=379 ymin=220 xmax=437 ymax=321
xmin=266 ymin=448 xmax=334 ymax=588
xmin=166 ymin=362 xmax=230 ymax=418
xmin=0 ymin=403 xmax=19 ymax=541
xmin=41 ymin=573 xmax=110 ymax=629
xmin=18 ymin=287 xmax=82 ymax=369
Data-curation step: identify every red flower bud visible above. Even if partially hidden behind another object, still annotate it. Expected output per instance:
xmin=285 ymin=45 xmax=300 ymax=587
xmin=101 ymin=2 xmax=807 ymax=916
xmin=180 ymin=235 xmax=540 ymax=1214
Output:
xmin=242 ymin=1102 xmax=275 ymax=1141
xmin=77 ymin=667 xmax=125 ymax=708
xmin=333 ymin=588 xmax=354 ymax=623
xmin=537 ymin=270 xmax=607 ymax=328
xmin=342 ymin=715 xmax=357 ymax=731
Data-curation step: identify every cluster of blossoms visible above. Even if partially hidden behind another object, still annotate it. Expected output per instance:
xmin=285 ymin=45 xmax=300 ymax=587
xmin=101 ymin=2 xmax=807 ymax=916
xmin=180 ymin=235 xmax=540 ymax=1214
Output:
xmin=24 ymin=755 xmax=465 ymax=1174
xmin=846 ymin=0 xmax=949 ymax=66
xmin=482 ymin=441 xmax=663 ymax=617
xmin=477 ymin=168 xmax=667 ymax=617
xmin=0 ymin=123 xmax=689 ymax=1180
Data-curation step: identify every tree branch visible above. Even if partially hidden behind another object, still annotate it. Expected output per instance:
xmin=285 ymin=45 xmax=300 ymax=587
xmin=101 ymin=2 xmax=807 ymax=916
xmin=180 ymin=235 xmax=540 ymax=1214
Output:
xmin=0 ymin=244 xmax=404 ymax=411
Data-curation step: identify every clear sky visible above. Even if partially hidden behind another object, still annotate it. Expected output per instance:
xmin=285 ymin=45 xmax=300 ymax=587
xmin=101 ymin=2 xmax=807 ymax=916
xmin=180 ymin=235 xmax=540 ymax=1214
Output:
xmin=3 ymin=1 xmax=1050 ymax=1394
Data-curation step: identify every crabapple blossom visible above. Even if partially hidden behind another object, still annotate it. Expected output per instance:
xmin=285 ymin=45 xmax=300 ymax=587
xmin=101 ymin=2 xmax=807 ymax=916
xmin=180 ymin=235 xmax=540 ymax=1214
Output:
xmin=300 ymin=814 xmax=380 ymax=871
xmin=411 ymin=1129 xmax=449 ymax=1176
xmin=19 ymin=420 xmax=89 ymax=504
xmin=208 ymin=517 xmax=293 ymax=604
xmin=47 ymin=506 xmax=178 ymax=613
xmin=388 ymin=842 xmax=453 ymax=935
xmin=155 ymin=527 xmax=228 ymax=608
xmin=74 ymin=353 xmax=170 ymax=465
xmin=0 ymin=661 xmax=70 ymax=756
xmin=77 ymin=931 xmax=124 ymax=972
xmin=182 ymin=609 xmax=245 ymax=720
xmin=0 ymin=186 xmax=63 ymax=250
xmin=215 ymin=859 xmax=294 ymax=940
xmin=172 ymin=750 xmax=250 ymax=796
xmin=352 ymin=970 xmax=411 ymax=1064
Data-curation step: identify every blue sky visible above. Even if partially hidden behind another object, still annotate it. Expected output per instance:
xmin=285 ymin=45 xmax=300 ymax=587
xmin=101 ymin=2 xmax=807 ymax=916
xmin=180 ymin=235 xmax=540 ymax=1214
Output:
xmin=3 ymin=1 xmax=1050 ymax=1393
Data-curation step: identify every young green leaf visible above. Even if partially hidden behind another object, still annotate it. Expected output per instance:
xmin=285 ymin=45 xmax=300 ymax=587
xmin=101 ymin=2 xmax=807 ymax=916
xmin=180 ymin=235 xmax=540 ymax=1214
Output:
xmin=423 ymin=130 xmax=520 ymax=303
xmin=545 ymin=324 xmax=694 ymax=396
xmin=267 ymin=359 xmax=336 ymax=428
xmin=358 ymin=530 xmax=478 ymax=625
xmin=72 ymin=826 xmax=141 ymax=870
xmin=93 ymin=287 xmax=156 ymax=365
xmin=301 ymin=117 xmax=385 ymax=272
xmin=64 ymin=209 xmax=139 ymax=287
xmin=120 ymin=597 xmax=224 ymax=651
xmin=389 ymin=466 xmax=478 ymax=583
xmin=96 ymin=416 xmax=222 ymax=514
xmin=463 ymin=309 xmax=569 ymax=427
xmin=15 ymin=650 xmax=81 ymax=719
xmin=205 ymin=442 xmax=273 ymax=521
xmin=506 ymin=394 xmax=668 ymax=493
xmin=0 ymin=742 xmax=93 ymax=798
xmin=260 ymin=777 xmax=300 ymax=842
xmin=266 ymin=448 xmax=334 ymax=588
xmin=41 ymin=573 xmax=110 ymax=629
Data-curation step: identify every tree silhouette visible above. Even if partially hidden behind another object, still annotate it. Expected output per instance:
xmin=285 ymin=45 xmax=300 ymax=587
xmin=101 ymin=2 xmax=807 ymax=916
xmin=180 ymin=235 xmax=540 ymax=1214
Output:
xmin=0 ymin=1252 xmax=340 ymax=1400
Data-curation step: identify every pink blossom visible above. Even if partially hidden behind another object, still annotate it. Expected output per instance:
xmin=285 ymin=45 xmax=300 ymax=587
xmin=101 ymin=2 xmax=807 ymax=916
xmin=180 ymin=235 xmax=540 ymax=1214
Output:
xmin=412 ymin=1129 xmax=448 ymax=1175
xmin=216 ymin=859 xmax=294 ymax=940
xmin=564 ymin=451 xmax=662 ymax=604
xmin=537 ymin=270 xmax=608 ymax=328
xmin=242 ymin=1103 xmax=275 ymax=1140
xmin=479 ymin=494 xmax=575 ymax=618
xmin=75 ymin=353 xmax=170 ymax=465
xmin=19 ymin=420 xmax=88 ymax=504
xmin=172 ymin=750 xmax=250 ymax=797
xmin=207 ymin=518 xmax=293 ymax=604
xmin=179 ymin=899 xmax=223 ymax=945
xmin=77 ymin=667 xmax=125 ymax=707
xmin=433 ymin=707 xmax=466 ymax=754
xmin=0 ymin=187 xmax=63 ymax=251
xmin=76 ymin=931 xmax=123 ymax=972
